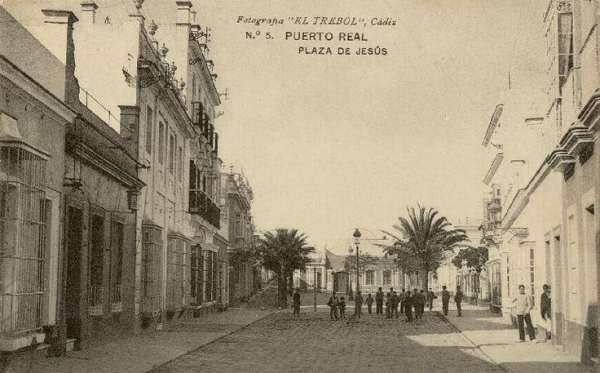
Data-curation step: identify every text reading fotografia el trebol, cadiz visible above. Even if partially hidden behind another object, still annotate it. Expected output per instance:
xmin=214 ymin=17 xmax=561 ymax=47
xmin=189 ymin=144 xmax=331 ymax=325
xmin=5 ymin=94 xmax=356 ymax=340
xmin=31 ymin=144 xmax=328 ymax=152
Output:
xmin=236 ymin=16 xmax=397 ymax=27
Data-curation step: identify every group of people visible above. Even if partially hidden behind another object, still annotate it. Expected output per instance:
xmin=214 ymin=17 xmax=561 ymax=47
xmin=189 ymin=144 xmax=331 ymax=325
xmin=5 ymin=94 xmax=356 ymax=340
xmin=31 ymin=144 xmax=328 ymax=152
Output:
xmin=511 ymin=283 xmax=552 ymax=343
xmin=326 ymin=287 xmax=443 ymax=322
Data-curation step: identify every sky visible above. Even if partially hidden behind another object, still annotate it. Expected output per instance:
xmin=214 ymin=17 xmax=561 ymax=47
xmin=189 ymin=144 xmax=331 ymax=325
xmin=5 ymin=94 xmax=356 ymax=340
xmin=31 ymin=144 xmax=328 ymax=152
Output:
xmin=3 ymin=0 xmax=547 ymax=255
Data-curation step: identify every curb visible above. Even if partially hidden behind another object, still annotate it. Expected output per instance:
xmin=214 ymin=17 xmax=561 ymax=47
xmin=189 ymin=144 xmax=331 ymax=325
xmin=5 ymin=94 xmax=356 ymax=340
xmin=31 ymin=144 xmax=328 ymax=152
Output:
xmin=437 ymin=311 xmax=510 ymax=373
xmin=147 ymin=309 xmax=277 ymax=372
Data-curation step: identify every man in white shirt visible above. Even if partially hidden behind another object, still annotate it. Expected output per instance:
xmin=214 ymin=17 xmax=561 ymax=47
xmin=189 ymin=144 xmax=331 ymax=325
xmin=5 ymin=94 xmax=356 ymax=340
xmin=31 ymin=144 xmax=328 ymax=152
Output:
xmin=512 ymin=284 xmax=537 ymax=342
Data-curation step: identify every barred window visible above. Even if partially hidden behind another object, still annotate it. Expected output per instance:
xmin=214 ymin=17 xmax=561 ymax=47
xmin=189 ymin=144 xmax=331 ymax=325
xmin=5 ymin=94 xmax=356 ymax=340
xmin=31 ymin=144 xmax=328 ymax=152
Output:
xmin=142 ymin=225 xmax=162 ymax=313
xmin=366 ymin=270 xmax=374 ymax=285
xmin=383 ymin=270 xmax=391 ymax=285
xmin=145 ymin=106 xmax=153 ymax=155
xmin=0 ymin=145 xmax=48 ymax=335
xmin=167 ymin=237 xmax=189 ymax=310
xmin=190 ymin=245 xmax=204 ymax=305
xmin=110 ymin=221 xmax=124 ymax=311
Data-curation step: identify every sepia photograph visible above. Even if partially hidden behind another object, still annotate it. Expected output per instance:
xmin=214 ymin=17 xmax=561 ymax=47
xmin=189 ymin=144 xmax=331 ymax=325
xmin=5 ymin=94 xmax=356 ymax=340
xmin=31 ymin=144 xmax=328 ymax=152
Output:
xmin=0 ymin=0 xmax=599 ymax=372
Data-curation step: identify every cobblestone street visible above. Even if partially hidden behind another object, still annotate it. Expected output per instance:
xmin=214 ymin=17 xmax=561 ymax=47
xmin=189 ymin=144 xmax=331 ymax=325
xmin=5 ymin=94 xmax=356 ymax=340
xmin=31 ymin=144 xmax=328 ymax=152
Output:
xmin=150 ymin=310 xmax=502 ymax=373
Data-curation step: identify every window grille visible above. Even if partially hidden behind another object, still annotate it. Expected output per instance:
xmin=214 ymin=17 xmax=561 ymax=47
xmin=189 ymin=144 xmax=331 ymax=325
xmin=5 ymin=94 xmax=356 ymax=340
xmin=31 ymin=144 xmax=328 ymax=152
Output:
xmin=167 ymin=237 xmax=189 ymax=310
xmin=382 ymin=270 xmax=391 ymax=285
xmin=558 ymin=12 xmax=574 ymax=89
xmin=142 ymin=226 xmax=162 ymax=314
xmin=190 ymin=245 xmax=204 ymax=305
xmin=111 ymin=221 xmax=124 ymax=313
xmin=145 ymin=106 xmax=153 ymax=155
xmin=365 ymin=270 xmax=374 ymax=285
xmin=158 ymin=122 xmax=165 ymax=165
xmin=0 ymin=146 xmax=48 ymax=335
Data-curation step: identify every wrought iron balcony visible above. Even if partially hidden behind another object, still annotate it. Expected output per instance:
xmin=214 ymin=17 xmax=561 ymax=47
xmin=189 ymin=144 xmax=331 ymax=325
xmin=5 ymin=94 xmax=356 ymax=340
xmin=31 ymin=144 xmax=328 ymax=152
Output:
xmin=189 ymin=190 xmax=221 ymax=229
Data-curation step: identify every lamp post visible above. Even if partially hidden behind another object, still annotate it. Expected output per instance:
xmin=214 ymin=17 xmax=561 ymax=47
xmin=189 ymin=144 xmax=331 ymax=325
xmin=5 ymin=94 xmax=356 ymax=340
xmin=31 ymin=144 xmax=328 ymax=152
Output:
xmin=352 ymin=228 xmax=362 ymax=296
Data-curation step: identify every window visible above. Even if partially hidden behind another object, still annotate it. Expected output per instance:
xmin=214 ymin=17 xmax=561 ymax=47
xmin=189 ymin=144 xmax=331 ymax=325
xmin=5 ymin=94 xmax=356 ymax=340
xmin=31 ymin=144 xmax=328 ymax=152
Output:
xmin=167 ymin=237 xmax=188 ymax=310
xmin=177 ymin=146 xmax=183 ymax=182
xmin=190 ymin=245 xmax=204 ymax=304
xmin=366 ymin=270 xmax=374 ymax=285
xmin=0 ymin=144 xmax=48 ymax=334
xmin=89 ymin=214 xmax=105 ymax=314
xmin=558 ymin=12 xmax=574 ymax=89
xmin=529 ymin=248 xmax=535 ymax=298
xmin=169 ymin=134 xmax=175 ymax=175
xmin=158 ymin=122 xmax=165 ymax=165
xmin=206 ymin=250 xmax=216 ymax=302
xmin=145 ymin=106 xmax=153 ymax=154
xmin=383 ymin=270 xmax=391 ymax=285
xmin=142 ymin=225 xmax=162 ymax=313
xmin=111 ymin=221 xmax=124 ymax=309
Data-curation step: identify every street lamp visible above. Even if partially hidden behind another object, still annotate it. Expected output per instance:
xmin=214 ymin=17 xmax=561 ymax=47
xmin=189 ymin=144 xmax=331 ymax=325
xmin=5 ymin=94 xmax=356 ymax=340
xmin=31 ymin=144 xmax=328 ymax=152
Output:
xmin=352 ymin=228 xmax=362 ymax=298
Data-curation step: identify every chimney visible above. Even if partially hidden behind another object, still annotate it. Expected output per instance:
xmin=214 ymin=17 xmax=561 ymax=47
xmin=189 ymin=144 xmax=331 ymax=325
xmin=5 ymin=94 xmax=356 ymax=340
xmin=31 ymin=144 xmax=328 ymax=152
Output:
xmin=80 ymin=1 xmax=98 ymax=24
xmin=41 ymin=9 xmax=79 ymax=104
xmin=176 ymin=1 xmax=192 ymax=25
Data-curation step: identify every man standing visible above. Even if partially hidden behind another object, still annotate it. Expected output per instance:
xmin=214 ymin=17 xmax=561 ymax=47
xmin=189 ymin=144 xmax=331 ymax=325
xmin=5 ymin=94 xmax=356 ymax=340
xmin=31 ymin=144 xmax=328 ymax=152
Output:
xmin=441 ymin=286 xmax=450 ymax=316
xmin=375 ymin=287 xmax=384 ymax=315
xmin=412 ymin=288 xmax=420 ymax=319
xmin=540 ymin=284 xmax=551 ymax=341
xmin=404 ymin=290 xmax=413 ymax=322
xmin=513 ymin=284 xmax=536 ymax=342
xmin=292 ymin=288 xmax=301 ymax=317
xmin=400 ymin=289 xmax=406 ymax=314
xmin=418 ymin=290 xmax=426 ymax=319
xmin=454 ymin=286 xmax=464 ymax=317
xmin=391 ymin=291 xmax=399 ymax=319
xmin=327 ymin=293 xmax=339 ymax=320
xmin=366 ymin=293 xmax=374 ymax=315
xmin=355 ymin=291 xmax=364 ymax=318
xmin=427 ymin=288 xmax=435 ymax=311
xmin=385 ymin=292 xmax=391 ymax=319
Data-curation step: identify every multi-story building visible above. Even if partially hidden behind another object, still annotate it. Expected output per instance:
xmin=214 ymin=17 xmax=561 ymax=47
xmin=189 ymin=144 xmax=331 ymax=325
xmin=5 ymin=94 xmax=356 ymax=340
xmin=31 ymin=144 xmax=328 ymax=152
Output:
xmin=479 ymin=86 xmax=553 ymax=320
xmin=3 ymin=0 xmax=225 ymax=343
xmin=220 ymin=170 xmax=257 ymax=304
xmin=542 ymin=0 xmax=600 ymax=362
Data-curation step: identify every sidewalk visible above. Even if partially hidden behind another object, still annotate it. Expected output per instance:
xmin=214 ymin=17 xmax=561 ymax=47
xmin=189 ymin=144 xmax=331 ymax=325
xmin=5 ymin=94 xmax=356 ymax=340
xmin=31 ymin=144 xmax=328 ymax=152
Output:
xmin=442 ymin=303 xmax=595 ymax=373
xmin=25 ymin=306 xmax=273 ymax=373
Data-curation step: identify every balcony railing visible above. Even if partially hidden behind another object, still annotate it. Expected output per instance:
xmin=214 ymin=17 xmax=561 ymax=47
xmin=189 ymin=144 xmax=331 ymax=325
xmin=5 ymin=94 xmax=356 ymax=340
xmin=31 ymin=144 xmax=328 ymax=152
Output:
xmin=189 ymin=190 xmax=221 ymax=229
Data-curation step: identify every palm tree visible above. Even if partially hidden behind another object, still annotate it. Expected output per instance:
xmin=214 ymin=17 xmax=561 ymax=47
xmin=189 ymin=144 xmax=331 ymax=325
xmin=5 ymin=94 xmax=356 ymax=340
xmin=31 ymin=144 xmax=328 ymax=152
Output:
xmin=382 ymin=206 xmax=469 ymax=291
xmin=257 ymin=229 xmax=315 ymax=307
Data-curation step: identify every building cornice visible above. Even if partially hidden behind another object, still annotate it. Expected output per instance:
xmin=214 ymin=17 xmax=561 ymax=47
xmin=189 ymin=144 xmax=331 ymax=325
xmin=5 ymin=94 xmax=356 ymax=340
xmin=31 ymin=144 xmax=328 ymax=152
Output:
xmin=483 ymin=152 xmax=504 ymax=185
xmin=0 ymin=56 xmax=76 ymax=122
xmin=482 ymin=104 xmax=503 ymax=147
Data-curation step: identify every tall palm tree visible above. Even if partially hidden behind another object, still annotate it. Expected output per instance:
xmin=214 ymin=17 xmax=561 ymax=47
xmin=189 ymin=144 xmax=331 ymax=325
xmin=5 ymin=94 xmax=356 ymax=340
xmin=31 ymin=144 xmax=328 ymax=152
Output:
xmin=257 ymin=229 xmax=314 ymax=307
xmin=382 ymin=206 xmax=469 ymax=291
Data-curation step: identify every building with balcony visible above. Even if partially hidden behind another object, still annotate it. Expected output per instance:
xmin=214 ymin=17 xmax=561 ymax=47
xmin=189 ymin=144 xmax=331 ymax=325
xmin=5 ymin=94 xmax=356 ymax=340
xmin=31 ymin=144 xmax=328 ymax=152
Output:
xmin=541 ymin=0 xmax=600 ymax=363
xmin=2 ymin=0 xmax=226 ymax=347
xmin=219 ymin=169 xmax=257 ymax=304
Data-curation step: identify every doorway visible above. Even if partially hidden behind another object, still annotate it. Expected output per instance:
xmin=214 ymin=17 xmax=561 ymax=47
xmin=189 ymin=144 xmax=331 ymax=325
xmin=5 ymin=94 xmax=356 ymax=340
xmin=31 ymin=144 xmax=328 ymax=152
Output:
xmin=65 ymin=207 xmax=83 ymax=348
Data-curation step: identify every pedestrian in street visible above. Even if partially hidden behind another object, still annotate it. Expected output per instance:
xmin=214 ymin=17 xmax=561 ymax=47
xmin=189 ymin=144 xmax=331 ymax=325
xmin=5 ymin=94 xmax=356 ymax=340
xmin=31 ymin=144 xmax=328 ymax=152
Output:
xmin=391 ymin=291 xmax=399 ymax=319
xmin=454 ymin=286 xmax=464 ymax=317
xmin=375 ymin=287 xmax=384 ymax=315
xmin=355 ymin=291 xmax=363 ymax=318
xmin=339 ymin=296 xmax=347 ymax=319
xmin=404 ymin=290 xmax=413 ymax=322
xmin=540 ymin=284 xmax=552 ymax=341
xmin=292 ymin=288 xmax=301 ymax=317
xmin=327 ymin=293 xmax=339 ymax=320
xmin=427 ymin=288 xmax=436 ymax=311
xmin=385 ymin=292 xmax=391 ymax=319
xmin=400 ymin=288 xmax=406 ymax=314
xmin=441 ymin=286 xmax=450 ymax=316
xmin=512 ymin=284 xmax=537 ymax=343
xmin=417 ymin=290 xmax=426 ymax=319
xmin=366 ymin=293 xmax=374 ymax=315
xmin=412 ymin=288 xmax=420 ymax=319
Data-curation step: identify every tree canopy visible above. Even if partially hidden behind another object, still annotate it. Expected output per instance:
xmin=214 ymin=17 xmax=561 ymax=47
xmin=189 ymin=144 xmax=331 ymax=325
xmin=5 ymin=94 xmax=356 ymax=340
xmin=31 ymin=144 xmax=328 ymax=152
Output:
xmin=256 ymin=228 xmax=314 ymax=307
xmin=380 ymin=206 xmax=469 ymax=290
xmin=451 ymin=246 xmax=489 ymax=273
